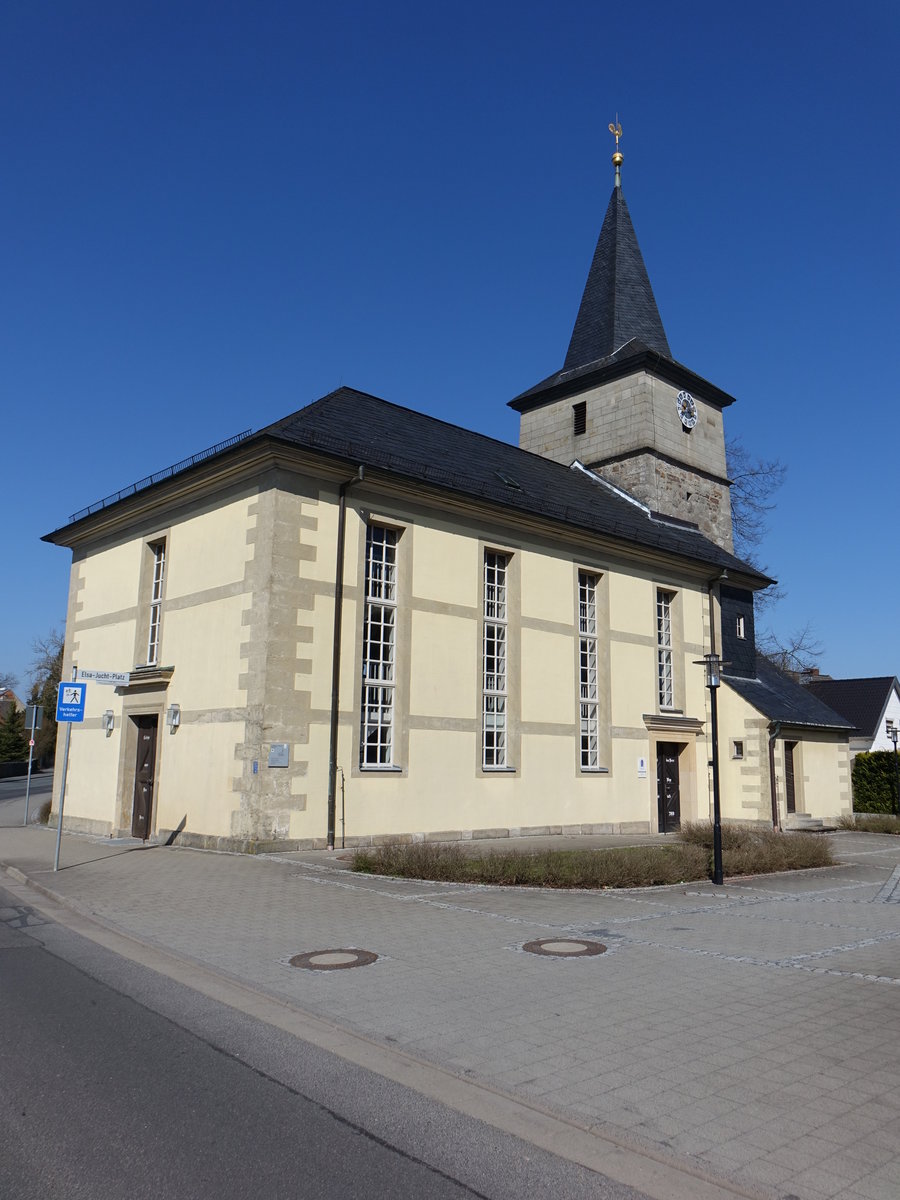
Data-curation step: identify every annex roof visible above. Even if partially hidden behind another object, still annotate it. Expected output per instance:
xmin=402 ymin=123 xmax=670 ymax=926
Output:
xmin=802 ymin=677 xmax=900 ymax=739
xmin=723 ymin=657 xmax=854 ymax=732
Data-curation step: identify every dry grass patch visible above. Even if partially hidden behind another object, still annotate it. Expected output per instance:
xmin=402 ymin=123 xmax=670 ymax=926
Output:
xmin=352 ymin=825 xmax=833 ymax=888
xmin=680 ymin=822 xmax=834 ymax=874
xmin=838 ymin=813 xmax=900 ymax=835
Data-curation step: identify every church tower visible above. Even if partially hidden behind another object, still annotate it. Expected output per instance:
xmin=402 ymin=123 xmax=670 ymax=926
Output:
xmin=510 ymin=130 xmax=735 ymax=551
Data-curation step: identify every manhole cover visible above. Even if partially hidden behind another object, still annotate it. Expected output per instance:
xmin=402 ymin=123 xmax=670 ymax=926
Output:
xmin=522 ymin=938 xmax=607 ymax=958
xmin=289 ymin=948 xmax=378 ymax=971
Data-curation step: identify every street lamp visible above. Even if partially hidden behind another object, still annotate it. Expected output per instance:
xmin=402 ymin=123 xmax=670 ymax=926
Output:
xmin=696 ymin=652 xmax=724 ymax=885
xmin=886 ymin=721 xmax=900 ymax=817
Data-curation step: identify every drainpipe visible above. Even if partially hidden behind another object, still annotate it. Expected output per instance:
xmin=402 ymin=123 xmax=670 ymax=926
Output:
xmin=706 ymin=568 xmax=728 ymax=657
xmin=768 ymin=721 xmax=782 ymax=830
xmin=327 ymin=467 xmax=365 ymax=849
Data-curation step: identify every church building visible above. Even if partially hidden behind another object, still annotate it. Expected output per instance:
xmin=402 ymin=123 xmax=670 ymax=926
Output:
xmin=44 ymin=144 xmax=852 ymax=851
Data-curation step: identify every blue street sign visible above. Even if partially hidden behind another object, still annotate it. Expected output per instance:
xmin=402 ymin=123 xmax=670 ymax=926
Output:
xmin=56 ymin=682 xmax=87 ymax=723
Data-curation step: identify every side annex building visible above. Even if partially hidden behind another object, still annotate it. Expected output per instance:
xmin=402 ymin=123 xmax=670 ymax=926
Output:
xmin=44 ymin=158 xmax=852 ymax=851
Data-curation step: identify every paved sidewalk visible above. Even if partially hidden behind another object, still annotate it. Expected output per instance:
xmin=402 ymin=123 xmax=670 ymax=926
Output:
xmin=2 ymin=814 xmax=900 ymax=1200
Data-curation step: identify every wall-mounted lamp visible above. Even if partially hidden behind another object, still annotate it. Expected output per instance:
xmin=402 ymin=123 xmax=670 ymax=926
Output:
xmin=165 ymin=703 xmax=181 ymax=733
xmin=102 ymin=710 xmax=115 ymax=737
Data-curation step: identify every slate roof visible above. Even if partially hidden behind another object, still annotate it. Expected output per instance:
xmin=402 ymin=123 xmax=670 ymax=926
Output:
xmin=509 ymin=184 xmax=738 ymax=413
xmin=723 ymin=657 xmax=853 ymax=731
xmin=564 ymin=184 xmax=671 ymax=369
xmin=802 ymin=677 xmax=900 ymax=739
xmin=256 ymin=387 xmax=770 ymax=584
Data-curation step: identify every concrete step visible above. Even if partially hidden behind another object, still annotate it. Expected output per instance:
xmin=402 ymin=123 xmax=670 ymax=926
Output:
xmin=783 ymin=815 xmax=831 ymax=832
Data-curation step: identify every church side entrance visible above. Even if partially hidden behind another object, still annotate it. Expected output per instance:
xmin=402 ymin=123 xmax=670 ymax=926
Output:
xmin=656 ymin=742 xmax=681 ymax=832
xmin=784 ymin=740 xmax=799 ymax=815
xmin=131 ymin=715 xmax=158 ymax=839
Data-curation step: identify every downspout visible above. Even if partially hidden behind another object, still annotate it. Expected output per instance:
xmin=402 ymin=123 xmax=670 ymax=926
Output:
xmin=768 ymin=721 xmax=782 ymax=830
xmin=706 ymin=573 xmax=721 ymax=657
xmin=327 ymin=466 xmax=365 ymax=849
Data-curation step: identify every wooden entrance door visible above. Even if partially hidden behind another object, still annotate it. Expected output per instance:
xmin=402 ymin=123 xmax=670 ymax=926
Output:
xmin=132 ymin=715 xmax=158 ymax=839
xmin=656 ymin=743 xmax=681 ymax=833
xmin=784 ymin=741 xmax=798 ymax=815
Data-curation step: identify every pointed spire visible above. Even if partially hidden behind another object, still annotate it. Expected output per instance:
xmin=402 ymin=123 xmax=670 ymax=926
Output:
xmin=563 ymin=138 xmax=671 ymax=371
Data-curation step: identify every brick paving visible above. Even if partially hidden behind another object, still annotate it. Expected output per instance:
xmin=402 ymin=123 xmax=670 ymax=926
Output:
xmin=2 ymin=816 xmax=900 ymax=1200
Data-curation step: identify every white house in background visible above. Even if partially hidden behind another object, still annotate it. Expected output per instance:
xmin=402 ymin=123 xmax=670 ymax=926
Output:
xmin=802 ymin=676 xmax=900 ymax=758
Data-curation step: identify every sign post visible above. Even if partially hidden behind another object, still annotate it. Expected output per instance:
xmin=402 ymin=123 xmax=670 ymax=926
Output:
xmin=22 ymin=703 xmax=43 ymax=827
xmin=54 ymin=670 xmax=87 ymax=872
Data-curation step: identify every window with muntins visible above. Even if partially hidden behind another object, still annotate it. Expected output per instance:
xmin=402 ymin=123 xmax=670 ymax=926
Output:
xmin=146 ymin=542 xmax=166 ymax=666
xmin=361 ymin=525 xmax=398 ymax=766
xmin=656 ymin=589 xmax=675 ymax=709
xmin=578 ymin=571 xmax=600 ymax=769
xmin=482 ymin=551 xmax=508 ymax=768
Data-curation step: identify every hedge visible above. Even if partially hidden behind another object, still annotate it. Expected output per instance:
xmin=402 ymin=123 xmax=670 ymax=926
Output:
xmin=852 ymin=750 xmax=900 ymax=814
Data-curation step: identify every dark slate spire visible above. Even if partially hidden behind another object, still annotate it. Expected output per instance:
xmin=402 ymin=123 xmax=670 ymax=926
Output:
xmin=563 ymin=182 xmax=671 ymax=370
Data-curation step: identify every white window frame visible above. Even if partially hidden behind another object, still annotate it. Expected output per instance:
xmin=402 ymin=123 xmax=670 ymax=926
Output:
xmin=736 ymin=614 xmax=746 ymax=639
xmin=482 ymin=551 xmax=508 ymax=769
xmin=360 ymin=525 xmax=398 ymax=767
xmin=147 ymin=541 xmax=166 ymax=666
xmin=656 ymin=589 xmax=675 ymax=709
xmin=578 ymin=571 xmax=600 ymax=770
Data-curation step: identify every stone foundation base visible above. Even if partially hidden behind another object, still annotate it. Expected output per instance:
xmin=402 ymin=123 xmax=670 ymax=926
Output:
xmin=49 ymin=819 xmax=656 ymax=856
xmin=157 ymin=820 xmax=654 ymax=854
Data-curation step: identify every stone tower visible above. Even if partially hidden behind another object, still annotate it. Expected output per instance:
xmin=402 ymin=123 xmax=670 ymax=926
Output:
xmin=510 ymin=145 xmax=735 ymax=551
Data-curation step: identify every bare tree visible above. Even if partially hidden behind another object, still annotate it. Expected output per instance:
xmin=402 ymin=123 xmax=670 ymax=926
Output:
xmin=29 ymin=628 xmax=65 ymax=687
xmin=726 ymin=436 xmax=787 ymax=563
xmin=28 ymin=627 xmax=65 ymax=766
xmin=756 ymin=623 xmax=824 ymax=676
xmin=0 ymin=671 xmax=18 ymax=693
xmin=726 ymin=436 xmax=786 ymax=613
xmin=726 ymin=439 xmax=826 ymax=669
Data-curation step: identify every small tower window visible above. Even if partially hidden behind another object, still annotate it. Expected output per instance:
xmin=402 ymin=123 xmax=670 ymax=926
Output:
xmin=736 ymin=615 xmax=746 ymax=640
xmin=573 ymin=401 xmax=586 ymax=437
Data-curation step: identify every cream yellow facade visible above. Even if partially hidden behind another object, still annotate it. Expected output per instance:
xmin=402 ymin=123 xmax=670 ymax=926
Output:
xmin=52 ymin=437 xmax=849 ymax=851
xmin=53 ymin=440 xmax=838 ymax=851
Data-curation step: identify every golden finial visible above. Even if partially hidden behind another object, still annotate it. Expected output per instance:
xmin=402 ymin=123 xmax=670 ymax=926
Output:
xmin=609 ymin=117 xmax=623 ymax=185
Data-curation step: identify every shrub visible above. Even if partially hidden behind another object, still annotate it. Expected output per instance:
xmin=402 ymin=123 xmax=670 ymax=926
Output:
xmin=838 ymin=813 xmax=900 ymax=835
xmin=681 ymin=821 xmax=833 ymax=873
xmin=352 ymin=829 xmax=832 ymax=888
xmin=852 ymin=751 xmax=900 ymax=814
xmin=36 ymin=799 xmax=52 ymax=825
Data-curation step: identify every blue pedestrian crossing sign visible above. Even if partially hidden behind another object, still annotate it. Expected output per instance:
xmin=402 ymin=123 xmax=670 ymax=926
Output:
xmin=56 ymin=682 xmax=87 ymax=723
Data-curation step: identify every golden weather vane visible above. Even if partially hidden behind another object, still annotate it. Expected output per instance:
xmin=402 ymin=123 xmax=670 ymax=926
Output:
xmin=609 ymin=116 xmax=623 ymax=179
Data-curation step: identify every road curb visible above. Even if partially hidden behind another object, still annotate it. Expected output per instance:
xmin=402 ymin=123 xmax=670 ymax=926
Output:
xmin=2 ymin=857 xmax=770 ymax=1200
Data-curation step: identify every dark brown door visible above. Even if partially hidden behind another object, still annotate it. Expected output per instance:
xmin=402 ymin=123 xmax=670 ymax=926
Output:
xmin=657 ymin=743 xmax=681 ymax=832
xmin=132 ymin=715 xmax=158 ymax=839
xmin=784 ymin=741 xmax=798 ymax=815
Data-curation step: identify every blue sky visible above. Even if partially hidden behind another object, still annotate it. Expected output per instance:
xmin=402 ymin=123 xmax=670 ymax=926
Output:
xmin=2 ymin=1 xmax=898 ymax=690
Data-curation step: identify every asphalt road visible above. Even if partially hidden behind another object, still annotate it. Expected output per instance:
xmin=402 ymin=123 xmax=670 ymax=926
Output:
xmin=0 ymin=771 xmax=53 ymax=816
xmin=0 ymin=883 xmax=649 ymax=1200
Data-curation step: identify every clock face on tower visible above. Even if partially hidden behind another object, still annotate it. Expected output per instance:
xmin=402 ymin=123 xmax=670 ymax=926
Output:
xmin=676 ymin=390 xmax=698 ymax=429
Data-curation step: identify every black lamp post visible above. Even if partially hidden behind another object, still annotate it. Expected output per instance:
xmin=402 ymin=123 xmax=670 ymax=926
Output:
xmin=887 ymin=722 xmax=900 ymax=818
xmin=697 ymin=652 xmax=724 ymax=886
